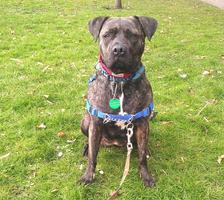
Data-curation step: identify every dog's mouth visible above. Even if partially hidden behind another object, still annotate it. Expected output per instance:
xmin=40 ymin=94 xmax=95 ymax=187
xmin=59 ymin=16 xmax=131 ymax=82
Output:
xmin=109 ymin=56 xmax=137 ymax=74
xmin=111 ymin=64 xmax=130 ymax=74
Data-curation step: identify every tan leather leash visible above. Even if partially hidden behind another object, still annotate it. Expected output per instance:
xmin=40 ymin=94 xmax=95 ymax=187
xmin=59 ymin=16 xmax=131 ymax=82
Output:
xmin=108 ymin=122 xmax=134 ymax=200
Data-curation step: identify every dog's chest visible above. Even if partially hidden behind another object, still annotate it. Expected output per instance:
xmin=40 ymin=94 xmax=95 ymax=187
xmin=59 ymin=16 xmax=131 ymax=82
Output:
xmin=88 ymin=75 xmax=152 ymax=115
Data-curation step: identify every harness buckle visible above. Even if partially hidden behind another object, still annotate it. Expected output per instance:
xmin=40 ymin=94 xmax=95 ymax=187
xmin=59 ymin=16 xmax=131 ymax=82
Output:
xmin=92 ymin=108 xmax=98 ymax=116
xmin=103 ymin=114 xmax=111 ymax=124
xmin=143 ymin=107 xmax=149 ymax=117
xmin=128 ymin=115 xmax=135 ymax=122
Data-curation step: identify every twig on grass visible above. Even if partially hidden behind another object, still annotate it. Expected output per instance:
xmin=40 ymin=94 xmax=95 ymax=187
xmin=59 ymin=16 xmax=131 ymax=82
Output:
xmin=196 ymin=99 xmax=216 ymax=116
xmin=0 ymin=153 xmax=10 ymax=160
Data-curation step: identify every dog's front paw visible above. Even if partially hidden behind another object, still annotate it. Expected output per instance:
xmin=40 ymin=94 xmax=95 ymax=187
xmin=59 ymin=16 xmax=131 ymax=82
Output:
xmin=80 ymin=173 xmax=94 ymax=185
xmin=143 ymin=176 xmax=156 ymax=188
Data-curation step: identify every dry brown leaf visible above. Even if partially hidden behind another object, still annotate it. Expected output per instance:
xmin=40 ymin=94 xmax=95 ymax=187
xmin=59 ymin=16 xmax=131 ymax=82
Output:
xmin=57 ymin=131 xmax=66 ymax=138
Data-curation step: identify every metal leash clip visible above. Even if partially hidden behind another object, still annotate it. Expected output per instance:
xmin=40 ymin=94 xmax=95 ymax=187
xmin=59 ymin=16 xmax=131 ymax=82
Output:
xmin=126 ymin=122 xmax=134 ymax=151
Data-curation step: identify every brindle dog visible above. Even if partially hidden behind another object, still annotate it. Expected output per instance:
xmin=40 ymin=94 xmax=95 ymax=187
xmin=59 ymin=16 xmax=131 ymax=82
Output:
xmin=80 ymin=16 xmax=158 ymax=187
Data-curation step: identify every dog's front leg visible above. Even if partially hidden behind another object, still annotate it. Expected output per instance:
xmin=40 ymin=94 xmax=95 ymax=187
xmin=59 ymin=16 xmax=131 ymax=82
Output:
xmin=136 ymin=119 xmax=155 ymax=187
xmin=80 ymin=117 xmax=103 ymax=184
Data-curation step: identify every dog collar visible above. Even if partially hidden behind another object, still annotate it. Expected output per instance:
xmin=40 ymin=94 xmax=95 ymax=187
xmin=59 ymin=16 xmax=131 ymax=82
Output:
xmin=86 ymin=100 xmax=154 ymax=122
xmin=96 ymin=55 xmax=145 ymax=82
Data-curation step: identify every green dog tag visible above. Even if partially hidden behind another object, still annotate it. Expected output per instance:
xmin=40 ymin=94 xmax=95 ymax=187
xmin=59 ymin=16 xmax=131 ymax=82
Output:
xmin=109 ymin=98 xmax=120 ymax=110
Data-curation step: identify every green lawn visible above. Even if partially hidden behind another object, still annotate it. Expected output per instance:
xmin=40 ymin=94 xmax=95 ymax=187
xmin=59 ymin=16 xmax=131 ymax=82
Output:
xmin=0 ymin=0 xmax=224 ymax=199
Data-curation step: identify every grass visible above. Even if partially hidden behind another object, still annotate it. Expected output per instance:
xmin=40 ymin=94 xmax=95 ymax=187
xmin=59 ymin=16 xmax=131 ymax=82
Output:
xmin=0 ymin=0 xmax=224 ymax=199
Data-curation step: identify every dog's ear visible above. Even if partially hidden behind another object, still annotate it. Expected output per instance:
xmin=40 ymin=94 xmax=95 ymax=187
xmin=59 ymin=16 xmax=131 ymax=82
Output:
xmin=88 ymin=16 xmax=109 ymax=40
xmin=134 ymin=16 xmax=158 ymax=40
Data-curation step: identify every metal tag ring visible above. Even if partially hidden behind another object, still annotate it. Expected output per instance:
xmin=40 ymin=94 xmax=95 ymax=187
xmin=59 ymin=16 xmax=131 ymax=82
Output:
xmin=126 ymin=122 xmax=134 ymax=129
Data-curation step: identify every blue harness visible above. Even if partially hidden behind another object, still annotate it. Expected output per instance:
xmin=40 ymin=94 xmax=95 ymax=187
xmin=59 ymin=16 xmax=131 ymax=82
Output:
xmin=87 ymin=64 xmax=154 ymax=122
xmin=87 ymin=100 xmax=154 ymax=122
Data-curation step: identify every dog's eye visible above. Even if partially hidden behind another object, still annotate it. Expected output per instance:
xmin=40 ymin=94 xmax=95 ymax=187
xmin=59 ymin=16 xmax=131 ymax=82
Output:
xmin=126 ymin=30 xmax=139 ymax=40
xmin=103 ymin=29 xmax=117 ymax=38
xmin=103 ymin=31 xmax=115 ymax=38
xmin=103 ymin=32 xmax=111 ymax=38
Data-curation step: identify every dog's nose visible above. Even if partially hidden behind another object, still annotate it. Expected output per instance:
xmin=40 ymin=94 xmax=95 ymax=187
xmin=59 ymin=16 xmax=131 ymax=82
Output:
xmin=113 ymin=45 xmax=126 ymax=56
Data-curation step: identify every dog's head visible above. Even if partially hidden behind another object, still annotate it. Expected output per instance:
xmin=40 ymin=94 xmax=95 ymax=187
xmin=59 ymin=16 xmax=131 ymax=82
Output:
xmin=88 ymin=16 xmax=157 ymax=74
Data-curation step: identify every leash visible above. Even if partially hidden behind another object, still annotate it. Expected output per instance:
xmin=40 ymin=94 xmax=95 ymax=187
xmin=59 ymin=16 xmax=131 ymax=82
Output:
xmin=108 ymin=122 xmax=134 ymax=200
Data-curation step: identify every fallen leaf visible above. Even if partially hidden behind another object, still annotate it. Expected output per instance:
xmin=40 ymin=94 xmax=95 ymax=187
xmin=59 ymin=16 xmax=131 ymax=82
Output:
xmin=202 ymin=70 xmax=210 ymax=76
xmin=36 ymin=123 xmax=46 ymax=129
xmin=66 ymin=139 xmax=76 ymax=144
xmin=10 ymin=58 xmax=23 ymax=63
xmin=161 ymin=121 xmax=173 ymax=125
xmin=57 ymin=151 xmax=63 ymax=157
xmin=57 ymin=131 xmax=65 ymax=138
xmin=179 ymin=73 xmax=188 ymax=79
xmin=46 ymin=100 xmax=53 ymax=104
xmin=217 ymin=155 xmax=224 ymax=164
xmin=51 ymin=189 xmax=59 ymax=193
xmin=43 ymin=94 xmax=49 ymax=99
xmin=79 ymin=164 xmax=84 ymax=170
xmin=158 ymin=75 xmax=165 ymax=79
xmin=181 ymin=157 xmax=185 ymax=163
xmin=202 ymin=69 xmax=214 ymax=76
xmin=37 ymin=62 xmax=44 ymax=66
xmin=195 ymin=55 xmax=207 ymax=60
